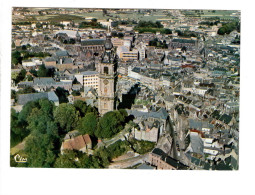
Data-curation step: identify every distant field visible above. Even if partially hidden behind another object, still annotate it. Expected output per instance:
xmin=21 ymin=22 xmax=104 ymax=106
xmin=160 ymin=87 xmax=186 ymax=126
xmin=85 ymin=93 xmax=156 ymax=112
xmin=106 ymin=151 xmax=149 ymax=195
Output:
xmin=12 ymin=9 xmax=240 ymax=23
xmin=13 ymin=10 xmax=174 ymax=23
xmin=76 ymin=11 xmax=172 ymax=22
xmin=182 ymin=10 xmax=240 ymax=20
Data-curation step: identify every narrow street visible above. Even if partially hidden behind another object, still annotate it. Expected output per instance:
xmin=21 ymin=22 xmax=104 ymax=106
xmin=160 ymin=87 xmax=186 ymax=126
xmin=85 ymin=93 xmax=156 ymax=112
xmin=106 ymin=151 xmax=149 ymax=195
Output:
xmin=166 ymin=118 xmax=178 ymax=160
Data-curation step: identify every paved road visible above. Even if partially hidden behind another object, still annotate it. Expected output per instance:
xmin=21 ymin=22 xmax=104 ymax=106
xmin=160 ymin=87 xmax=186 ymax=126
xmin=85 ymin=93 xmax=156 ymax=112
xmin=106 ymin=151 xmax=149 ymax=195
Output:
xmin=166 ymin=118 xmax=178 ymax=160
xmin=109 ymin=154 xmax=148 ymax=169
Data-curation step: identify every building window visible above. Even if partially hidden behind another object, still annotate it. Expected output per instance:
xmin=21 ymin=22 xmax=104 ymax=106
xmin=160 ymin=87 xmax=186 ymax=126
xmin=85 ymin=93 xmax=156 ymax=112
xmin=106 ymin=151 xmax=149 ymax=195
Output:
xmin=104 ymin=67 xmax=109 ymax=74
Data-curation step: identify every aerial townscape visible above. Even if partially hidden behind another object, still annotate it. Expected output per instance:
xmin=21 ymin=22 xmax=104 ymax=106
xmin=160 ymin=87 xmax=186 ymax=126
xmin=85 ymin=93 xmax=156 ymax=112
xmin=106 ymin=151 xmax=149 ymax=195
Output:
xmin=10 ymin=7 xmax=240 ymax=170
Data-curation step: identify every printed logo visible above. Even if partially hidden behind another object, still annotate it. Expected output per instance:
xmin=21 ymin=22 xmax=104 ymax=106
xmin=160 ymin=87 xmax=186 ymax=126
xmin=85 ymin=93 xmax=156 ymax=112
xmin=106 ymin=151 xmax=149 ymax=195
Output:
xmin=14 ymin=154 xmax=27 ymax=163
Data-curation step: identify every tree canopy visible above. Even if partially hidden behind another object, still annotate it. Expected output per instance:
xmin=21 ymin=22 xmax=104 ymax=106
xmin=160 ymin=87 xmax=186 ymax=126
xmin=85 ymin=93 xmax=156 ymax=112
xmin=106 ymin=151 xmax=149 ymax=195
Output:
xmin=37 ymin=64 xmax=49 ymax=77
xmin=10 ymin=109 xmax=29 ymax=147
xmin=54 ymin=150 xmax=100 ymax=168
xmin=217 ymin=22 xmax=240 ymax=35
xmin=73 ymin=100 xmax=98 ymax=117
xmin=95 ymin=110 xmax=126 ymax=138
xmin=11 ymin=51 xmax=22 ymax=65
xmin=55 ymin=87 xmax=69 ymax=103
xmin=24 ymin=134 xmax=57 ymax=167
xmin=12 ymin=69 xmax=26 ymax=84
xmin=78 ymin=112 xmax=98 ymax=136
xmin=53 ymin=103 xmax=80 ymax=133
xmin=23 ymin=99 xmax=60 ymax=167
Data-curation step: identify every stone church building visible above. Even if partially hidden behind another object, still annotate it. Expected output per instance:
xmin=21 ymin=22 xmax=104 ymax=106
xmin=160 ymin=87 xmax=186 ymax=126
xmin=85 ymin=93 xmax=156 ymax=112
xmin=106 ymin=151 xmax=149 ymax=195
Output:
xmin=97 ymin=34 xmax=117 ymax=115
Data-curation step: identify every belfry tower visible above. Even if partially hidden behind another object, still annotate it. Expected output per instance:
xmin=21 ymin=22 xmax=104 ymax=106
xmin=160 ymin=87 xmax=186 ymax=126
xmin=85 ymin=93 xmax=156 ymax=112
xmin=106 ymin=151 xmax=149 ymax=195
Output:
xmin=98 ymin=34 xmax=117 ymax=115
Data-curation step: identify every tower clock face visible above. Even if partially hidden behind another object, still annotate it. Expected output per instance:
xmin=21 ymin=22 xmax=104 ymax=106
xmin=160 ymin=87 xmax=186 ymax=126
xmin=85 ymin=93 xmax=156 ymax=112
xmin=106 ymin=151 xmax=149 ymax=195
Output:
xmin=103 ymin=79 xmax=109 ymax=85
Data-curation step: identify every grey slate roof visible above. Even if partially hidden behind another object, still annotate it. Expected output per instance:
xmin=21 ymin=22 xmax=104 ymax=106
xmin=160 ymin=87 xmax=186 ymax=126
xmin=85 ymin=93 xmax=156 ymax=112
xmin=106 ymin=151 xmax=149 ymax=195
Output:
xmin=218 ymin=114 xmax=232 ymax=124
xmin=19 ymin=77 xmax=72 ymax=88
xmin=136 ymin=163 xmax=155 ymax=170
xmin=44 ymin=56 xmax=58 ymax=62
xmin=56 ymin=50 xmax=69 ymax=57
xmin=80 ymin=71 xmax=99 ymax=76
xmin=189 ymin=119 xmax=213 ymax=130
xmin=17 ymin=91 xmax=59 ymax=105
xmin=34 ymin=78 xmax=56 ymax=85
xmin=132 ymin=67 xmax=141 ymax=73
xmin=190 ymin=132 xmax=204 ymax=155
xmin=62 ymin=58 xmax=73 ymax=64
xmin=47 ymin=91 xmax=59 ymax=102
xmin=172 ymin=39 xmax=195 ymax=44
xmin=127 ymin=108 xmax=168 ymax=120
xmin=81 ymin=39 xmax=105 ymax=46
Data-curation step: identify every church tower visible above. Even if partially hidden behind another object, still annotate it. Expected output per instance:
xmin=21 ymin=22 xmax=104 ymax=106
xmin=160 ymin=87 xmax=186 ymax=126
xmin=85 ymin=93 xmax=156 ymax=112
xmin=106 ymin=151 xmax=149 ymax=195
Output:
xmin=98 ymin=34 xmax=117 ymax=115
xmin=76 ymin=30 xmax=81 ymax=43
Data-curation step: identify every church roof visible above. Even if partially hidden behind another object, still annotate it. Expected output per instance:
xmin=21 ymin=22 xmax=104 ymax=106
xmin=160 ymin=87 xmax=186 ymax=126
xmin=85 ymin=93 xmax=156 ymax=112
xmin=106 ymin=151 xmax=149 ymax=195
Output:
xmin=81 ymin=39 xmax=105 ymax=46
xmin=56 ymin=50 xmax=69 ymax=57
xmin=172 ymin=39 xmax=195 ymax=44
xmin=17 ymin=91 xmax=59 ymax=105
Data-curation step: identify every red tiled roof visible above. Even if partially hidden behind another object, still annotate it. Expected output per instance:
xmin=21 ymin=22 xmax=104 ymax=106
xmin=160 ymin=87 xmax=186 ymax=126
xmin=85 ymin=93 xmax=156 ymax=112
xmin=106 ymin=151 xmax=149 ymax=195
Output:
xmin=83 ymin=134 xmax=91 ymax=145
xmin=62 ymin=134 xmax=91 ymax=151
xmin=63 ymin=141 xmax=73 ymax=150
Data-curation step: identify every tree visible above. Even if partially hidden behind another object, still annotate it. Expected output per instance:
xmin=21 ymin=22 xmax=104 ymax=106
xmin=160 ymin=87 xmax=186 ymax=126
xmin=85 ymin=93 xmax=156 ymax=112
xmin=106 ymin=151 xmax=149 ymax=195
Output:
xmin=163 ymin=28 xmax=172 ymax=34
xmin=73 ymin=100 xmax=98 ymax=117
xmin=155 ymin=21 xmax=163 ymax=28
xmin=12 ymin=41 xmax=16 ymax=48
xmin=11 ymin=51 xmax=22 ymax=65
xmin=53 ymin=103 xmax=79 ymax=133
xmin=181 ymin=46 xmax=187 ymax=52
xmin=55 ymin=87 xmax=69 ymax=103
xmin=130 ymin=139 xmax=155 ymax=154
xmin=78 ymin=112 xmax=97 ymax=136
xmin=38 ymin=98 xmax=55 ymax=117
xmin=18 ymin=100 xmax=40 ymax=126
xmin=24 ymin=134 xmax=56 ymax=167
xmin=12 ymin=69 xmax=27 ymax=84
xmin=218 ymin=27 xmax=227 ymax=35
xmin=93 ymin=147 xmax=111 ymax=167
xmin=21 ymin=45 xmax=27 ymax=50
xmin=10 ymin=109 xmax=29 ymax=147
xmin=217 ymin=22 xmax=240 ymax=35
xmin=47 ymin=68 xmax=55 ymax=77
xmin=18 ymin=99 xmax=54 ymax=130
xmin=73 ymin=100 xmax=88 ymax=117
xmin=91 ymin=18 xmax=97 ymax=23
xmin=54 ymin=150 xmax=77 ymax=168
xmin=54 ymin=150 xmax=96 ymax=168
xmin=26 ymin=75 xmax=33 ymax=81
xmin=29 ymin=69 xmax=37 ymax=77
xmin=27 ymin=102 xmax=58 ymax=138
xmin=36 ymin=22 xmax=43 ymax=28
xmin=23 ymin=99 xmax=60 ymax=167
xmin=76 ymin=152 xmax=95 ymax=168
xmin=17 ymin=69 xmax=27 ymax=82
xmin=118 ymin=109 xmax=127 ymax=121
xmin=11 ymin=72 xmax=19 ymax=82
xmin=95 ymin=110 xmax=126 ymax=138
xmin=17 ymin=86 xmax=36 ymax=94
xmin=71 ymin=90 xmax=81 ymax=96
xmin=37 ymin=64 xmax=48 ymax=77
xmin=11 ymin=90 xmax=17 ymax=101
